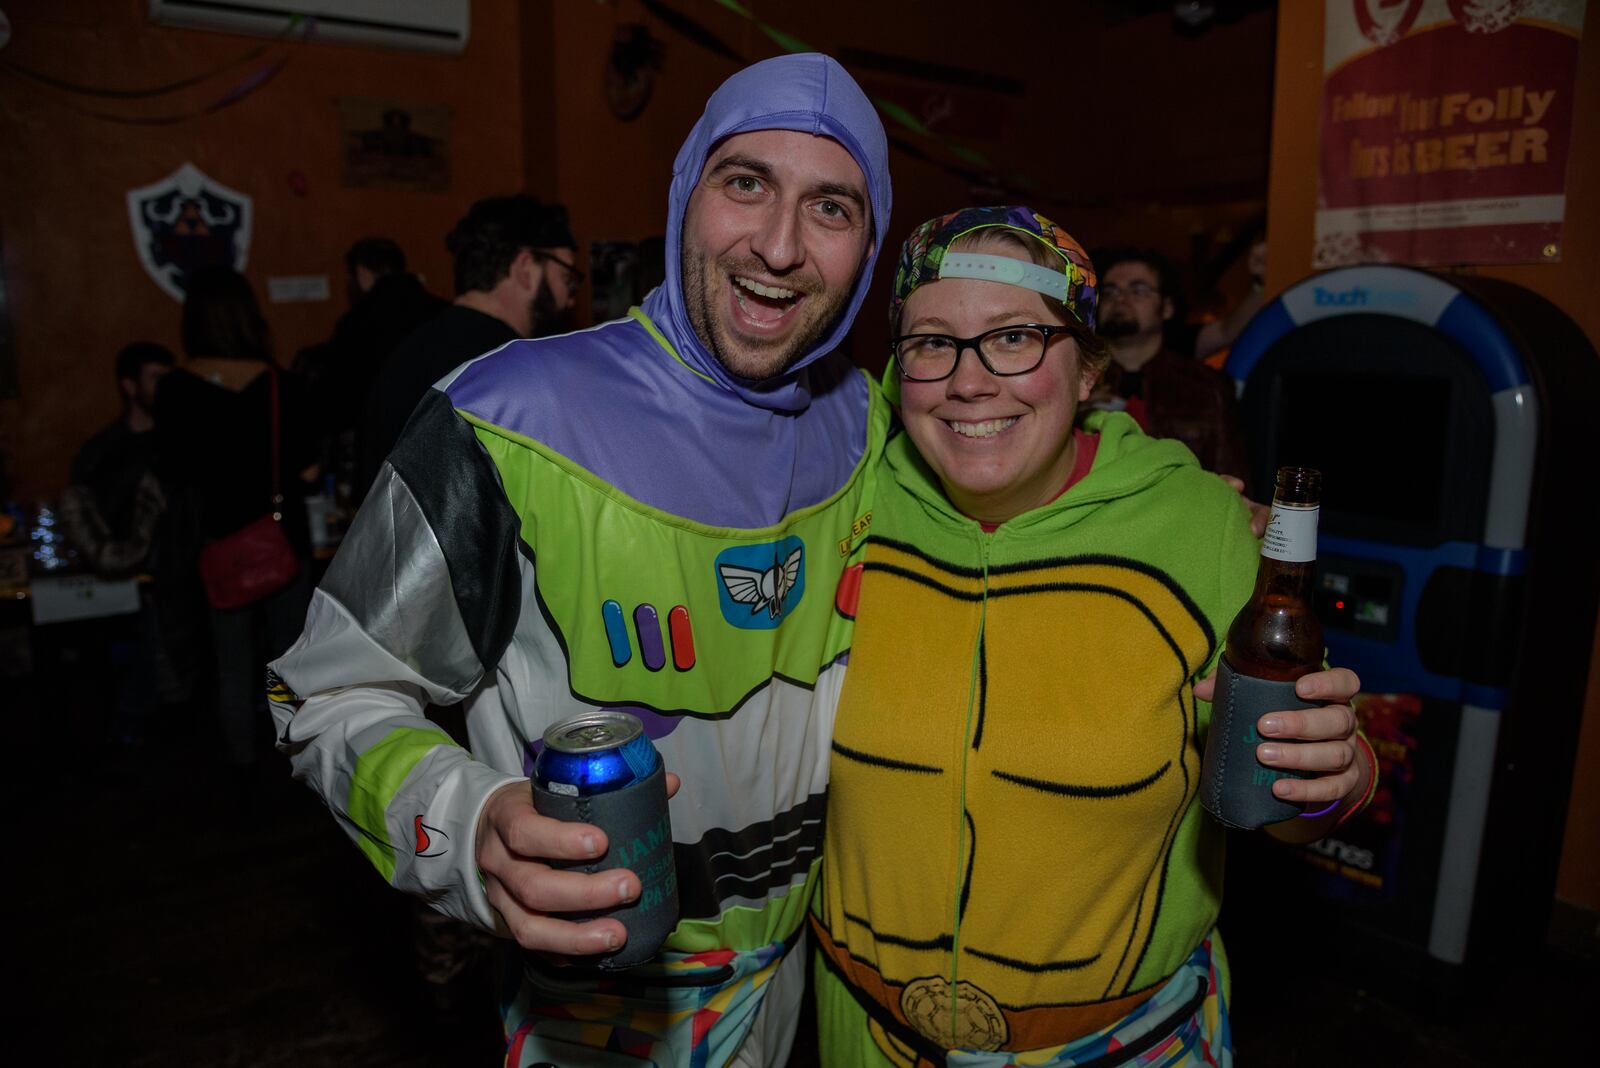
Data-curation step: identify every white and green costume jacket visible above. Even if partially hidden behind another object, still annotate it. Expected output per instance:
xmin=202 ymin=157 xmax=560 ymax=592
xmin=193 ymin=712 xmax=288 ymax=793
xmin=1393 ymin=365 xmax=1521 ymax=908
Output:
xmin=269 ymin=53 xmax=894 ymax=1067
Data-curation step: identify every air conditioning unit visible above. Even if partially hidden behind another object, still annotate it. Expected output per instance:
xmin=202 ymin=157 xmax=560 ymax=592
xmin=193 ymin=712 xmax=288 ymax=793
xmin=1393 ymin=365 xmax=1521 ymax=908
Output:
xmin=149 ymin=0 xmax=470 ymax=55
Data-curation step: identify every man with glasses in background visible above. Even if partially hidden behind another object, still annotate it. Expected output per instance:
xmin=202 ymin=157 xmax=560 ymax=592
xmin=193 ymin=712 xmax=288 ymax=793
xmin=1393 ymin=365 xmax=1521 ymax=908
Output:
xmin=1088 ymin=247 xmax=1251 ymax=485
xmin=360 ymin=194 xmax=580 ymax=492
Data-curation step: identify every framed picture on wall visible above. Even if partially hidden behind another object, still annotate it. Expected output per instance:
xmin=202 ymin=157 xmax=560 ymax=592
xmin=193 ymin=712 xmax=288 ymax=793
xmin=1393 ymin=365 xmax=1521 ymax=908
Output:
xmin=339 ymin=98 xmax=452 ymax=192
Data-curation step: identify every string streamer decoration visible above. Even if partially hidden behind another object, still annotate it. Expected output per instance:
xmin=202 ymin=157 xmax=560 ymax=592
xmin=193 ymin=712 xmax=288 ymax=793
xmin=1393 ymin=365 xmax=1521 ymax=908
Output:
xmin=641 ymin=0 xmax=1036 ymax=197
xmin=0 ymin=15 xmax=314 ymax=125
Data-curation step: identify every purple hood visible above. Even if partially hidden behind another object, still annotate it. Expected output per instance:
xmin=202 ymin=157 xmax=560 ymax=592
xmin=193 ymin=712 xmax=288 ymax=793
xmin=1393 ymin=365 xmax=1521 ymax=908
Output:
xmin=653 ymin=52 xmax=892 ymax=412
xmin=443 ymin=55 xmax=890 ymax=528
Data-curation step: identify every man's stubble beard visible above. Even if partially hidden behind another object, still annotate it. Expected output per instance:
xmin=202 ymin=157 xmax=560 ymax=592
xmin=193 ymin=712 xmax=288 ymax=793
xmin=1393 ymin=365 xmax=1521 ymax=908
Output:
xmin=682 ymin=245 xmax=850 ymax=380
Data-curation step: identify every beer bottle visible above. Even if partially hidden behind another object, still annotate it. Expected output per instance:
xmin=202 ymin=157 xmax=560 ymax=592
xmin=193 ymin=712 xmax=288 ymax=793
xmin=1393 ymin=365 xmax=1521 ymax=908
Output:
xmin=1199 ymin=466 xmax=1324 ymax=829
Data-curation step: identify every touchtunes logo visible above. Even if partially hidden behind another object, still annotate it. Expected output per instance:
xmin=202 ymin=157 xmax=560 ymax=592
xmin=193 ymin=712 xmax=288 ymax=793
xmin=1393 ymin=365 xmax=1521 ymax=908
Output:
xmin=1313 ymin=285 xmax=1418 ymax=309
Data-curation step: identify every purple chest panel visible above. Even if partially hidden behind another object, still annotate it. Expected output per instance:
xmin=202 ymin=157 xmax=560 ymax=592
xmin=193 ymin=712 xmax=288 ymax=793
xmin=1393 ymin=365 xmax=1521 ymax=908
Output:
xmin=444 ymin=316 xmax=869 ymax=530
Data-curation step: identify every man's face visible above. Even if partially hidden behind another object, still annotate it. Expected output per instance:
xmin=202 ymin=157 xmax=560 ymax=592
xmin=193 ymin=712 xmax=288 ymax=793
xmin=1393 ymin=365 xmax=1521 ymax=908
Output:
xmin=122 ymin=362 xmax=170 ymax=414
xmin=681 ymin=129 xmax=872 ymax=380
xmin=1096 ymin=261 xmax=1172 ymax=342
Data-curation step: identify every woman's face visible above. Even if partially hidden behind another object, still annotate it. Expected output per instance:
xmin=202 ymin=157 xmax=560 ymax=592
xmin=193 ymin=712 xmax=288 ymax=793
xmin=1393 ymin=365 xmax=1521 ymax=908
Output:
xmin=898 ymin=266 xmax=1095 ymax=525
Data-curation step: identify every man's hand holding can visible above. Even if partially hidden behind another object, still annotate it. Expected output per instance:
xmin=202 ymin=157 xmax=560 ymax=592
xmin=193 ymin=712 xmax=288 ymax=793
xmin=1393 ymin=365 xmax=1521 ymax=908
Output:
xmin=476 ymin=714 xmax=680 ymax=966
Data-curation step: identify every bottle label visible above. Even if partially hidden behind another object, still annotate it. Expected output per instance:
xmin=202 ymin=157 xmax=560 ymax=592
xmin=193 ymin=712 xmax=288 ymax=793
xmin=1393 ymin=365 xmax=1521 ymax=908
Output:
xmin=1262 ymin=502 xmax=1318 ymax=563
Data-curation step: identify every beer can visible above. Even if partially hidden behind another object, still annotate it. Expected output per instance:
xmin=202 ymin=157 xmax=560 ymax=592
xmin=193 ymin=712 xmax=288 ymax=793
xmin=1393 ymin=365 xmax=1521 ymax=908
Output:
xmin=531 ymin=711 xmax=678 ymax=968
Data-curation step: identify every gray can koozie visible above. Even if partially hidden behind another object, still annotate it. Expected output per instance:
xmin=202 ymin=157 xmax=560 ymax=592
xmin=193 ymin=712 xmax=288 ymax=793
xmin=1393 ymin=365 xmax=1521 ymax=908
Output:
xmin=1199 ymin=658 xmax=1315 ymax=830
xmin=532 ymin=764 xmax=679 ymax=969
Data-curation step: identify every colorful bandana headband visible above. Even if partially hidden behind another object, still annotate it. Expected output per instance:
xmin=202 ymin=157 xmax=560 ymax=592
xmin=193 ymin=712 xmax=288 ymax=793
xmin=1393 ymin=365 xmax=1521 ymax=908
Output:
xmin=889 ymin=205 xmax=1098 ymax=331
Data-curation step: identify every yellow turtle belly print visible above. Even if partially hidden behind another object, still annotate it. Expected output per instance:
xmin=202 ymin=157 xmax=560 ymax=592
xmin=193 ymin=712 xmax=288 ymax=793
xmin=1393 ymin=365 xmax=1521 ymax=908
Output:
xmin=822 ymin=541 xmax=1215 ymax=1053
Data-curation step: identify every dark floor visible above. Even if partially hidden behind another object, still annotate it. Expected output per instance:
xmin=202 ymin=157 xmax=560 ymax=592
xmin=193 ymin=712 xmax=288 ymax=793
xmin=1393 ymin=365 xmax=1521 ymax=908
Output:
xmin=8 ymin=664 xmax=1595 ymax=1065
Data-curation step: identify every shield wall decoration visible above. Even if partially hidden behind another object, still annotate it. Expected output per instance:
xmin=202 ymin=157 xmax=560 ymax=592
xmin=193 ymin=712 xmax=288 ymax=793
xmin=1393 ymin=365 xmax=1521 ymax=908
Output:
xmin=126 ymin=163 xmax=252 ymax=301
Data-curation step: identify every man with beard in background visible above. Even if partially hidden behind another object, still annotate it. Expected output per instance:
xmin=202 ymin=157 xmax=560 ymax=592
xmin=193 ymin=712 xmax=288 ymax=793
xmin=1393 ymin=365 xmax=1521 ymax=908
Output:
xmin=359 ymin=195 xmax=579 ymax=493
xmin=1090 ymin=247 xmax=1250 ymax=484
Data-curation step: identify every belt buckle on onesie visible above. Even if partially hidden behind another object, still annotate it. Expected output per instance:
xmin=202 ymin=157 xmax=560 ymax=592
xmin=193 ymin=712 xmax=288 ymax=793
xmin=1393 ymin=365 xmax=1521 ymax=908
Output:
xmin=900 ymin=975 xmax=1008 ymax=1051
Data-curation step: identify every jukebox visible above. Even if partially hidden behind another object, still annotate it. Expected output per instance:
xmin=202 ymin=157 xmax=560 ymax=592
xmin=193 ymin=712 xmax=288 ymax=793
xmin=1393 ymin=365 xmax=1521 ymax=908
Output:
xmin=1221 ymin=265 xmax=1599 ymax=992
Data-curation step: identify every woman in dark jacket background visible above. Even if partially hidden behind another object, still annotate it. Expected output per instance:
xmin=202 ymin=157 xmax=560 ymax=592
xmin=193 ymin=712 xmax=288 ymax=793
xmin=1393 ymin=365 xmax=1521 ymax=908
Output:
xmin=155 ymin=266 xmax=316 ymax=782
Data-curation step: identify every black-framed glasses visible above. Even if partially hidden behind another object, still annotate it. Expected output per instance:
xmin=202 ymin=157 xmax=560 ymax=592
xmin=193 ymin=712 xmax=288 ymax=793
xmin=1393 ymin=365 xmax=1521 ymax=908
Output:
xmin=534 ymin=251 xmax=585 ymax=293
xmin=891 ymin=323 xmax=1074 ymax=382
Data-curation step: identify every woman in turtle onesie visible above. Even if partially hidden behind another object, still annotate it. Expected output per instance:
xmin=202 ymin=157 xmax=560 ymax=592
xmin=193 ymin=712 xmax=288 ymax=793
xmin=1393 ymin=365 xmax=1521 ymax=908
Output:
xmin=812 ymin=207 xmax=1376 ymax=1067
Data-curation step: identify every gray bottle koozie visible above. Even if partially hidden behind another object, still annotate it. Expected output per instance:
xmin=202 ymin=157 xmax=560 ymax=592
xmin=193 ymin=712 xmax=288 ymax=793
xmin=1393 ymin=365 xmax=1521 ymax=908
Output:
xmin=532 ymin=764 xmax=679 ymax=969
xmin=1199 ymin=659 xmax=1315 ymax=830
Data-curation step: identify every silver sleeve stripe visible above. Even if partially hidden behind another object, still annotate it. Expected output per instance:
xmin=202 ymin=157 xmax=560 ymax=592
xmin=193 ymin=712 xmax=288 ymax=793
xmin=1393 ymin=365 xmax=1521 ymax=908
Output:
xmin=274 ymin=589 xmax=470 ymax=709
xmin=315 ymin=462 xmax=487 ymax=697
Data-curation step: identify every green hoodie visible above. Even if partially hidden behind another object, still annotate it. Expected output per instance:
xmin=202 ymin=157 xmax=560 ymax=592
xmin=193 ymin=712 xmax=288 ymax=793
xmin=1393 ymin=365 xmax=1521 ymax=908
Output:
xmin=813 ymin=410 xmax=1259 ymax=1060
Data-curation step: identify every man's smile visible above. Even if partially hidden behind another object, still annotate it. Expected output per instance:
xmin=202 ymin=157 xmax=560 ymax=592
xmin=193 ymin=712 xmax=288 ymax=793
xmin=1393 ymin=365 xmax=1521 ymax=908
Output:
xmin=734 ymin=275 xmax=798 ymax=300
xmin=729 ymin=272 xmax=805 ymax=328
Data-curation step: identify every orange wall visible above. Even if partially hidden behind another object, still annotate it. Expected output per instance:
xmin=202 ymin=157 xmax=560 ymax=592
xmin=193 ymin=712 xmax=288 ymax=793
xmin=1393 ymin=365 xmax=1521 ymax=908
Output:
xmin=2 ymin=1 xmax=1283 ymax=499
xmin=1265 ymin=2 xmax=1600 ymax=910
xmin=0 ymin=0 xmax=525 ymax=501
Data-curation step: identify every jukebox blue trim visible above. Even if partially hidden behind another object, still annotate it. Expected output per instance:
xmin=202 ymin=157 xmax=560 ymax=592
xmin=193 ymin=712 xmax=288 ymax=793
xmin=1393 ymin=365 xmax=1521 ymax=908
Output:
xmin=1434 ymin=295 xmax=1528 ymax=393
xmin=1227 ymin=300 xmax=1296 ymax=380
xmin=1226 ymin=266 xmax=1531 ymax=393
xmin=1475 ymin=546 xmax=1527 ymax=578
xmin=1227 ymin=302 xmax=1292 ymax=384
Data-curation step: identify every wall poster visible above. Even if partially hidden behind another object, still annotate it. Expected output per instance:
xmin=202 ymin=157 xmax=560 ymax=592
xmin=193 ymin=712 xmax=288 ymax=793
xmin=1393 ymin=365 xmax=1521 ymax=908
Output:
xmin=339 ymin=98 xmax=451 ymax=192
xmin=1317 ymin=0 xmax=1586 ymax=267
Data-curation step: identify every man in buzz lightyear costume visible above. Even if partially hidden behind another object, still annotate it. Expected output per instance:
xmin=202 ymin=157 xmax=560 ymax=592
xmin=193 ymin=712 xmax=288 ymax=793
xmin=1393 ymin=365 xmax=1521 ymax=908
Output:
xmin=268 ymin=54 xmax=891 ymax=1067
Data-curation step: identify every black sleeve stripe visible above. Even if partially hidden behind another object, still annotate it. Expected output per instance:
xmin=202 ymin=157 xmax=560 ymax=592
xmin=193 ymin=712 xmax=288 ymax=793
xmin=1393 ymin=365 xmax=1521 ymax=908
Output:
xmin=386 ymin=389 xmax=524 ymax=673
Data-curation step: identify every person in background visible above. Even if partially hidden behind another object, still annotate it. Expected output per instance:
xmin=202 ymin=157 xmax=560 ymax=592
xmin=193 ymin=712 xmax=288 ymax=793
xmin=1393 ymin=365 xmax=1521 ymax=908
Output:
xmin=295 ymin=237 xmax=447 ymax=494
xmin=1181 ymin=240 xmax=1268 ymax=364
xmin=1089 ymin=246 xmax=1251 ymax=484
xmin=155 ymin=267 xmax=317 ymax=796
xmin=59 ymin=342 xmax=188 ymax=745
xmin=812 ymin=207 xmax=1370 ymax=1067
xmin=62 ymin=343 xmax=173 ymax=578
xmin=358 ymin=196 xmax=578 ymax=493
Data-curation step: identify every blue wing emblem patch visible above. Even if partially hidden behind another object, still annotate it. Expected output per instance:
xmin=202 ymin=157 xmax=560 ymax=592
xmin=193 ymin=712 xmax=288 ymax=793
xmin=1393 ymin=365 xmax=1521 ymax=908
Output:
xmin=715 ymin=537 xmax=806 ymax=630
